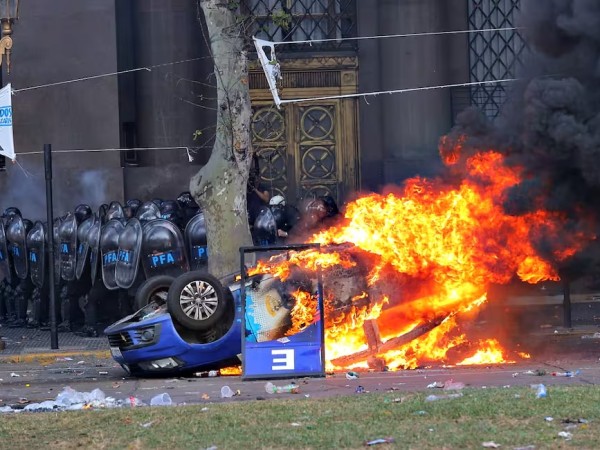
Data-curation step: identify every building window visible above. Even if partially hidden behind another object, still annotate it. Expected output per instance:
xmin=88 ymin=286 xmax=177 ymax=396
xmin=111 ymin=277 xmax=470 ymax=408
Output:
xmin=468 ymin=0 xmax=526 ymax=119
xmin=0 ymin=155 xmax=5 ymax=171
xmin=243 ymin=0 xmax=357 ymax=52
xmin=121 ymin=121 xmax=139 ymax=167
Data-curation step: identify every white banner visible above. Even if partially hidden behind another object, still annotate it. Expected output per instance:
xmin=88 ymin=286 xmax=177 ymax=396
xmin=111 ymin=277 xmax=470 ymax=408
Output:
xmin=0 ymin=83 xmax=15 ymax=161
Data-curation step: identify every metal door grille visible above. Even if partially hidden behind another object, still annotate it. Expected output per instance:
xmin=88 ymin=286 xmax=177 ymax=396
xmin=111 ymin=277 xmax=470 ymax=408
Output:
xmin=243 ymin=0 xmax=357 ymax=52
xmin=468 ymin=0 xmax=525 ymax=119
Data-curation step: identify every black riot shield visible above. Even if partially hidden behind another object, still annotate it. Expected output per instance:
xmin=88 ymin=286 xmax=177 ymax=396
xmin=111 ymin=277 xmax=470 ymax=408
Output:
xmin=53 ymin=218 xmax=62 ymax=283
xmin=115 ymin=218 xmax=142 ymax=289
xmin=0 ymin=221 xmax=11 ymax=283
xmin=100 ymin=219 xmax=125 ymax=290
xmin=27 ymin=222 xmax=46 ymax=288
xmin=58 ymin=213 xmax=78 ymax=281
xmin=75 ymin=216 xmax=95 ymax=280
xmin=88 ymin=217 xmax=101 ymax=285
xmin=141 ymin=219 xmax=189 ymax=279
xmin=184 ymin=213 xmax=208 ymax=270
xmin=106 ymin=201 xmax=124 ymax=221
xmin=253 ymin=208 xmax=277 ymax=246
xmin=6 ymin=215 xmax=29 ymax=280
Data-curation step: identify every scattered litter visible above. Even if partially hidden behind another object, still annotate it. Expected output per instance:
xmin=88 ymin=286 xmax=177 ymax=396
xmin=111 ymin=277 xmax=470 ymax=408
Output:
xmin=201 ymin=393 xmax=210 ymax=400
xmin=365 ymin=437 xmax=395 ymax=446
xmin=150 ymin=393 xmax=172 ymax=406
xmin=290 ymin=422 xmax=301 ymax=427
xmin=265 ymin=382 xmax=300 ymax=394
xmin=562 ymin=418 xmax=589 ymax=424
xmin=427 ymin=381 xmax=444 ymax=389
xmin=277 ymin=337 xmax=290 ymax=344
xmin=205 ymin=446 xmax=217 ymax=450
xmin=208 ymin=370 xmax=219 ymax=377
xmin=513 ymin=446 xmax=535 ymax=450
xmin=98 ymin=371 xmax=108 ymax=375
xmin=531 ymin=384 xmax=547 ymax=398
xmin=355 ymin=385 xmax=366 ymax=394
xmin=10 ymin=373 xmax=20 ymax=377
xmin=425 ymin=393 xmax=463 ymax=402
xmin=129 ymin=397 xmax=145 ymax=407
xmin=545 ymin=417 xmax=554 ymax=422
xmin=551 ymin=370 xmax=580 ymax=377
xmin=201 ymin=407 xmax=209 ymax=412
xmin=346 ymin=371 xmax=359 ymax=380
xmin=482 ymin=442 xmax=501 ymax=448
xmin=581 ymin=332 xmax=600 ymax=339
xmin=443 ymin=380 xmax=465 ymax=391
xmin=140 ymin=421 xmax=156 ymax=428
xmin=414 ymin=410 xmax=428 ymax=415
xmin=56 ymin=357 xmax=73 ymax=361
xmin=557 ymin=431 xmax=572 ymax=440
xmin=304 ymin=394 xmax=310 ymax=398
xmin=221 ymin=386 xmax=236 ymax=398
xmin=76 ymin=361 xmax=85 ymax=364
xmin=522 ymin=369 xmax=546 ymax=376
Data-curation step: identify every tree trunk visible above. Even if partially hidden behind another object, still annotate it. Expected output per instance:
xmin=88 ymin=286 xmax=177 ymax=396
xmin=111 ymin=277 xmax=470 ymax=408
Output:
xmin=190 ymin=0 xmax=254 ymax=278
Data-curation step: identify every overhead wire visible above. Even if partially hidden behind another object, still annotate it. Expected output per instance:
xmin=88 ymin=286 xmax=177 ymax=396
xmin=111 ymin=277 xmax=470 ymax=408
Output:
xmin=271 ymin=26 xmax=522 ymax=46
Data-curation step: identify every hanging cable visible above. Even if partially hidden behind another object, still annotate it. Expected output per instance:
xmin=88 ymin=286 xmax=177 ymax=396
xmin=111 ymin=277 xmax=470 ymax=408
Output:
xmin=278 ymin=78 xmax=517 ymax=105
xmin=271 ymin=26 xmax=522 ymax=46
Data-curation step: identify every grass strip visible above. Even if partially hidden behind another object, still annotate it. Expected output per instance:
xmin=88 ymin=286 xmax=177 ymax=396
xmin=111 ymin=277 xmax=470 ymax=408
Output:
xmin=0 ymin=385 xmax=599 ymax=449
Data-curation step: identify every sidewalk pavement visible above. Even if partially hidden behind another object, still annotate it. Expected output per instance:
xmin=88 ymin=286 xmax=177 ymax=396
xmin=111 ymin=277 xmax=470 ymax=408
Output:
xmin=0 ymin=324 xmax=110 ymax=363
xmin=1 ymin=321 xmax=599 ymax=364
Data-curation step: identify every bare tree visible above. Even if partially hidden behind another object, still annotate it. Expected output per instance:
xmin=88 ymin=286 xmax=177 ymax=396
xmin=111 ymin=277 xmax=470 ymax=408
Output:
xmin=191 ymin=0 xmax=254 ymax=278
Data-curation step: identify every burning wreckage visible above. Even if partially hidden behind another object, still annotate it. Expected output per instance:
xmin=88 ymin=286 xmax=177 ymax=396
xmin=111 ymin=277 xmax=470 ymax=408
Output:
xmin=0 ymin=145 xmax=596 ymax=376
xmin=103 ymin=145 xmax=596 ymax=376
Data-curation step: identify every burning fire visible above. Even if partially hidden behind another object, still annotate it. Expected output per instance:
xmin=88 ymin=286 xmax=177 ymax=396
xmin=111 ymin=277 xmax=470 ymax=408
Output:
xmin=252 ymin=145 xmax=593 ymax=371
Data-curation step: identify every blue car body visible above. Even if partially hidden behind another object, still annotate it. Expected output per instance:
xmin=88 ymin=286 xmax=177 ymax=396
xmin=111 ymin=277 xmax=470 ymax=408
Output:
xmin=104 ymin=281 xmax=244 ymax=376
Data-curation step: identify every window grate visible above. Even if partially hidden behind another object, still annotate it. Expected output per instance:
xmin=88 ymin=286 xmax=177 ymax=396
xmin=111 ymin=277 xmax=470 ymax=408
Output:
xmin=468 ymin=0 xmax=526 ymax=119
xmin=242 ymin=0 xmax=357 ymax=52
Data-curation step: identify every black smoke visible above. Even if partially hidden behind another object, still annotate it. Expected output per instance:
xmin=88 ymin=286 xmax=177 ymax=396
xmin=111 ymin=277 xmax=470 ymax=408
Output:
xmin=444 ymin=0 xmax=600 ymax=277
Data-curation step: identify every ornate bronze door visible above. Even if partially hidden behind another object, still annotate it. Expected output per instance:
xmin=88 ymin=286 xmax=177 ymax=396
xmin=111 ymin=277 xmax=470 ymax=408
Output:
xmin=250 ymin=58 xmax=359 ymax=207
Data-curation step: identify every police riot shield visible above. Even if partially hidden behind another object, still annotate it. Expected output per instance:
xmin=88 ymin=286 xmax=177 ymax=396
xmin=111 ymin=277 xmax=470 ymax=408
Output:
xmin=75 ymin=216 xmax=95 ymax=280
xmin=88 ymin=217 xmax=101 ymax=285
xmin=53 ymin=218 xmax=62 ymax=283
xmin=141 ymin=219 xmax=189 ymax=279
xmin=100 ymin=219 xmax=125 ymax=290
xmin=253 ymin=208 xmax=277 ymax=246
xmin=106 ymin=201 xmax=124 ymax=221
xmin=184 ymin=212 xmax=208 ymax=270
xmin=0 ymin=221 xmax=11 ymax=283
xmin=115 ymin=218 xmax=142 ymax=289
xmin=58 ymin=213 xmax=78 ymax=281
xmin=6 ymin=215 xmax=29 ymax=280
xmin=27 ymin=221 xmax=46 ymax=288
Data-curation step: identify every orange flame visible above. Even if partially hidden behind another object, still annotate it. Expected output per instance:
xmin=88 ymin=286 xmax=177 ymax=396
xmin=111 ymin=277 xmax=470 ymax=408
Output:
xmin=251 ymin=148 xmax=594 ymax=371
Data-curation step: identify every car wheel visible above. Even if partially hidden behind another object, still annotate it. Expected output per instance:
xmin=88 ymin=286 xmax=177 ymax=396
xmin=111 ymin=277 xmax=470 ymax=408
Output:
xmin=134 ymin=275 xmax=175 ymax=310
xmin=166 ymin=271 xmax=229 ymax=331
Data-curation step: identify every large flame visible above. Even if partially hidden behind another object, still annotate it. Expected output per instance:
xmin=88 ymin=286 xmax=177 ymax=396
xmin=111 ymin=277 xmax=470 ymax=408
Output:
xmin=252 ymin=147 xmax=593 ymax=371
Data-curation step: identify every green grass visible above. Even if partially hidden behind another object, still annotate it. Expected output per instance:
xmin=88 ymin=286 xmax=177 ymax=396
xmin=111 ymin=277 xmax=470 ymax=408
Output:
xmin=1 ymin=386 xmax=600 ymax=449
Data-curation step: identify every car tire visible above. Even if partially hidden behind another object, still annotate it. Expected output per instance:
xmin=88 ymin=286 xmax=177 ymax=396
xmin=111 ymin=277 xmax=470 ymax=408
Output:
xmin=134 ymin=275 xmax=175 ymax=310
xmin=166 ymin=271 xmax=229 ymax=331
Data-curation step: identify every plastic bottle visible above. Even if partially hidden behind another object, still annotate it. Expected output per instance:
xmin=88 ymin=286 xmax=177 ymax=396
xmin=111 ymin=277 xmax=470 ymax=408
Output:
xmin=221 ymin=386 xmax=235 ymax=398
xmin=425 ymin=393 xmax=463 ymax=402
xmin=265 ymin=381 xmax=300 ymax=394
xmin=150 ymin=393 xmax=172 ymax=406
xmin=534 ymin=384 xmax=547 ymax=398
xmin=551 ymin=370 xmax=580 ymax=377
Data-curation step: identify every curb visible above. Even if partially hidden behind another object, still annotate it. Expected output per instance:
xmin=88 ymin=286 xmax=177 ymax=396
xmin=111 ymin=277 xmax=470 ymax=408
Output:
xmin=0 ymin=349 xmax=111 ymax=364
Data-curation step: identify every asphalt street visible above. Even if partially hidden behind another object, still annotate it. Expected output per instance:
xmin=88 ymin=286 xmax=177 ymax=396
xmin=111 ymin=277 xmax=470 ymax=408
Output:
xmin=1 ymin=334 xmax=599 ymax=409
